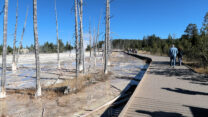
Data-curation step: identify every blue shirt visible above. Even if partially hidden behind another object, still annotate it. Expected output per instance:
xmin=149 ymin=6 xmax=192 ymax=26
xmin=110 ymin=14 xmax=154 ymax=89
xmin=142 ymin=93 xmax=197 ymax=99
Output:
xmin=169 ymin=47 xmax=178 ymax=57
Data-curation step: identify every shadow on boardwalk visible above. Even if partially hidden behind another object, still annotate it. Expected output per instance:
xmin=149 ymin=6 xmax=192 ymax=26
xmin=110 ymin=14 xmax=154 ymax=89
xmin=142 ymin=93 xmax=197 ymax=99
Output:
xmin=149 ymin=61 xmax=194 ymax=77
xmin=179 ymin=76 xmax=208 ymax=86
xmin=183 ymin=105 xmax=208 ymax=117
xmin=149 ymin=61 xmax=208 ymax=86
xmin=162 ymin=88 xmax=208 ymax=96
xmin=135 ymin=106 xmax=208 ymax=117
xmin=135 ymin=110 xmax=185 ymax=117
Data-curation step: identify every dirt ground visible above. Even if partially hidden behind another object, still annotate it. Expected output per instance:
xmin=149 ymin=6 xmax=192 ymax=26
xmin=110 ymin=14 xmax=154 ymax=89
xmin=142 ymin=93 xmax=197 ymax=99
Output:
xmin=0 ymin=52 xmax=146 ymax=117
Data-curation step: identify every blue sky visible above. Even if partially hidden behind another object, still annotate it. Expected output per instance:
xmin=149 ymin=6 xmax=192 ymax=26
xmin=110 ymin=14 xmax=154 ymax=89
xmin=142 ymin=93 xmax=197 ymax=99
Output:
xmin=0 ymin=0 xmax=208 ymax=47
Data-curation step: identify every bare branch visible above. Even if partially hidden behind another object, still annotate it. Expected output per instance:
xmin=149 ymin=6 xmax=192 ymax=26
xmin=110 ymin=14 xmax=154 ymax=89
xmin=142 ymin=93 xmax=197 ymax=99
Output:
xmin=0 ymin=5 xmax=5 ymax=15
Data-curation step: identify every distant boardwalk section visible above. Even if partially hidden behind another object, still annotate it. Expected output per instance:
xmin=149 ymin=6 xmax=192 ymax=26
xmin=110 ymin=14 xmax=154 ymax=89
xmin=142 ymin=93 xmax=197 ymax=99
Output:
xmin=119 ymin=54 xmax=208 ymax=117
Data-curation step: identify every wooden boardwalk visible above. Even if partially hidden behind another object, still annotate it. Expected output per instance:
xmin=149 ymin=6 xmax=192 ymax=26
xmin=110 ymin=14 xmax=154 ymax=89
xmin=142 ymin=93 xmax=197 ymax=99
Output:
xmin=119 ymin=54 xmax=208 ymax=117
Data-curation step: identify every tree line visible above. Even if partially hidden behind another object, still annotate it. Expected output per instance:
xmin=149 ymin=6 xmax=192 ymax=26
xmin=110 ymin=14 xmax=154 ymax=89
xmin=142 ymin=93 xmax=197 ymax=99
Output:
xmin=26 ymin=40 xmax=73 ymax=53
xmin=111 ymin=12 xmax=208 ymax=68
xmin=0 ymin=40 xmax=73 ymax=54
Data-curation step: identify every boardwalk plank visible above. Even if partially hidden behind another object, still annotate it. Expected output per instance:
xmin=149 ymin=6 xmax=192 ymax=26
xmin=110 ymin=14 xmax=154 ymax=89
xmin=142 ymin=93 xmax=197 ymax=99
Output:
xmin=119 ymin=54 xmax=208 ymax=117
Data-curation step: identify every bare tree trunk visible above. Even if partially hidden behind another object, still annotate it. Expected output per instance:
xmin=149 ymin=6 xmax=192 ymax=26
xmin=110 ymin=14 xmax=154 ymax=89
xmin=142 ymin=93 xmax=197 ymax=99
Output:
xmin=93 ymin=28 xmax=96 ymax=66
xmin=104 ymin=0 xmax=110 ymax=74
xmin=109 ymin=36 xmax=112 ymax=54
xmin=94 ymin=34 xmax=97 ymax=58
xmin=93 ymin=28 xmax=95 ymax=56
xmin=79 ymin=0 xmax=85 ymax=73
xmin=78 ymin=37 xmax=82 ymax=71
xmin=33 ymin=0 xmax=41 ymax=97
xmin=107 ymin=35 xmax=111 ymax=66
xmin=94 ymin=15 xmax=101 ymax=66
xmin=89 ymin=23 xmax=92 ymax=58
xmin=16 ymin=7 xmax=29 ymax=66
xmin=78 ymin=3 xmax=82 ymax=72
xmin=55 ymin=0 xmax=60 ymax=69
xmin=96 ymin=15 xmax=101 ymax=56
xmin=107 ymin=1 xmax=111 ymax=66
xmin=0 ymin=0 xmax=8 ymax=98
xmin=75 ymin=0 xmax=79 ymax=78
xmin=12 ymin=0 xmax=18 ymax=71
xmin=0 ymin=5 xmax=5 ymax=16
xmin=108 ymin=37 xmax=112 ymax=64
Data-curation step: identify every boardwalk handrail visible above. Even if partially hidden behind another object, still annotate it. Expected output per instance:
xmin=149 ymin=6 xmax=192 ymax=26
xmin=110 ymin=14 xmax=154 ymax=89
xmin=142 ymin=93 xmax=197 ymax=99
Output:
xmin=124 ymin=52 xmax=152 ymax=64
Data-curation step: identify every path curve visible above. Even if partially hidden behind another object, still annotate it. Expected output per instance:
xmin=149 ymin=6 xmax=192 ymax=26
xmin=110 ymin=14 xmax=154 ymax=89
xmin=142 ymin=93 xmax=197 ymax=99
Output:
xmin=119 ymin=53 xmax=208 ymax=117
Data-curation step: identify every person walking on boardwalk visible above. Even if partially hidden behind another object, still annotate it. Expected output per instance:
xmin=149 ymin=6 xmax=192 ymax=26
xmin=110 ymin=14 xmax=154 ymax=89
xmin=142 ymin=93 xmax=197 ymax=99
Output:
xmin=177 ymin=48 xmax=183 ymax=66
xmin=169 ymin=44 xmax=178 ymax=68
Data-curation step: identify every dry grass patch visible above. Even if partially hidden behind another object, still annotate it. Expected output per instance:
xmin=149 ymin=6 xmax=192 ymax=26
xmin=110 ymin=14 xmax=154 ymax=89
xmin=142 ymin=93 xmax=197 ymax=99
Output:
xmin=7 ymin=88 xmax=36 ymax=97
xmin=43 ymin=71 xmax=111 ymax=97
xmin=194 ymin=67 xmax=208 ymax=74
xmin=6 ymin=70 xmax=112 ymax=99
xmin=183 ymin=60 xmax=208 ymax=74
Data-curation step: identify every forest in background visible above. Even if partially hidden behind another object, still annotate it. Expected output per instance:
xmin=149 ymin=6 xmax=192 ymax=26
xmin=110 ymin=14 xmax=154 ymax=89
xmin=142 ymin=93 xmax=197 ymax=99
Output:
xmin=27 ymin=39 xmax=73 ymax=53
xmin=111 ymin=12 xmax=208 ymax=71
xmin=0 ymin=39 xmax=73 ymax=54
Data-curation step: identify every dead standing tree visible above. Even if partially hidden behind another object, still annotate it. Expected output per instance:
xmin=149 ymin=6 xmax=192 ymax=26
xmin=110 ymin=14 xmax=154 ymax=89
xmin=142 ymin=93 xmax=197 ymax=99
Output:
xmin=94 ymin=15 xmax=101 ymax=66
xmin=93 ymin=27 xmax=96 ymax=66
xmin=12 ymin=0 xmax=18 ymax=71
xmin=16 ymin=7 xmax=29 ymax=66
xmin=75 ymin=0 xmax=79 ymax=77
xmin=109 ymin=36 xmax=112 ymax=54
xmin=96 ymin=15 xmax=101 ymax=54
xmin=33 ymin=0 xmax=41 ymax=97
xmin=55 ymin=0 xmax=61 ymax=69
xmin=104 ymin=0 xmax=110 ymax=74
xmin=89 ymin=23 xmax=92 ymax=59
xmin=0 ymin=0 xmax=8 ymax=98
xmin=78 ymin=0 xmax=85 ymax=73
xmin=107 ymin=35 xmax=112 ymax=66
